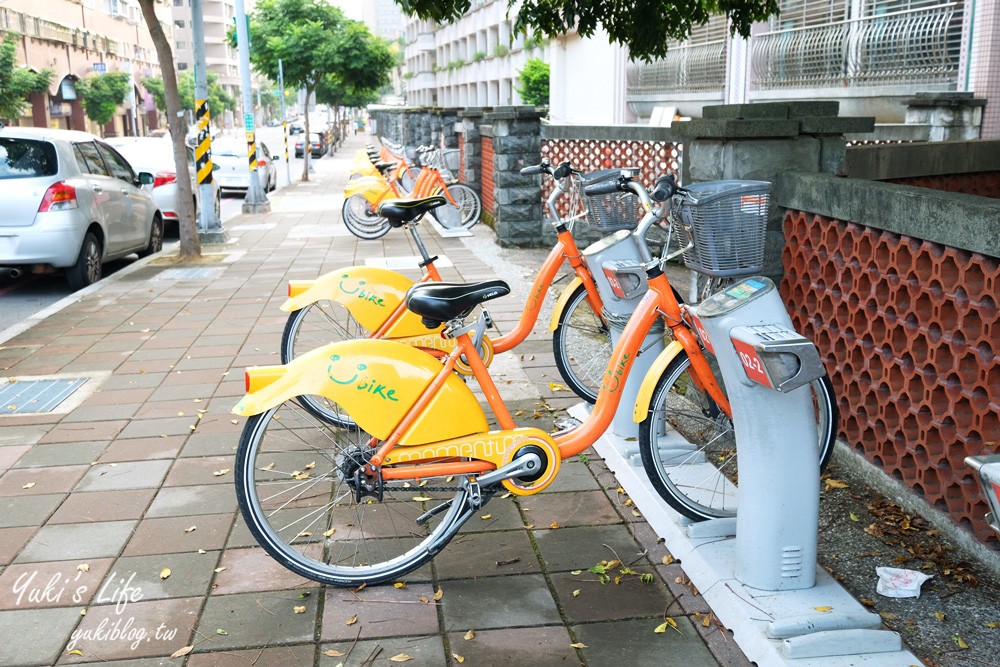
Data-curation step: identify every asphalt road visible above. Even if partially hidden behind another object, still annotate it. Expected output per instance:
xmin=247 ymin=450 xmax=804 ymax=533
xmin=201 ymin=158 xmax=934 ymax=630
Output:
xmin=0 ymin=123 xmax=327 ymax=335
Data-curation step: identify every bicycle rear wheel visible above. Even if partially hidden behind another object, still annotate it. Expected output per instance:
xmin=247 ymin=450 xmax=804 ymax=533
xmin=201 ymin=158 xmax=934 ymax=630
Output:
xmin=342 ymin=194 xmax=391 ymax=240
xmin=235 ymin=400 xmax=471 ymax=586
xmin=638 ymin=351 xmax=837 ymax=521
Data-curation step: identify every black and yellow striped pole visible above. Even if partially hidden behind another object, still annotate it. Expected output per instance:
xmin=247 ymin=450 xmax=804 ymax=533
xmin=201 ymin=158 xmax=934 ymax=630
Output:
xmin=247 ymin=129 xmax=257 ymax=173
xmin=195 ymin=99 xmax=213 ymax=186
xmin=283 ymin=120 xmax=290 ymax=183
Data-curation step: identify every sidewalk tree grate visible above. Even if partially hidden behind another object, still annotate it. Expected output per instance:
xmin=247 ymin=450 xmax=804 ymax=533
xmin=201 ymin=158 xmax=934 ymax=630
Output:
xmin=0 ymin=377 xmax=88 ymax=415
xmin=154 ymin=268 xmax=224 ymax=281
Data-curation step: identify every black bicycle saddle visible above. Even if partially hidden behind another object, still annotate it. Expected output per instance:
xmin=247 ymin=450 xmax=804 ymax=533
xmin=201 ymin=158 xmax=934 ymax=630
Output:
xmin=406 ymin=280 xmax=510 ymax=328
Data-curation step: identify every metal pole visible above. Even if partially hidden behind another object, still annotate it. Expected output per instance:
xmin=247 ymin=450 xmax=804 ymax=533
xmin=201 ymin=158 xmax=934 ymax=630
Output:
xmin=235 ymin=0 xmax=270 ymax=212
xmin=278 ymin=58 xmax=290 ymax=186
xmin=191 ymin=0 xmax=223 ymax=235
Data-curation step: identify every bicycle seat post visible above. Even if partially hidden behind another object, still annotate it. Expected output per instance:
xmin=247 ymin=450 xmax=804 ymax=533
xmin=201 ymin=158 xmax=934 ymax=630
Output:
xmin=408 ymin=223 xmax=434 ymax=265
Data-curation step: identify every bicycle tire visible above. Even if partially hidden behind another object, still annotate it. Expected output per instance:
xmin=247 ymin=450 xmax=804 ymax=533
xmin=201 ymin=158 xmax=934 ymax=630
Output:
xmin=638 ymin=351 xmax=837 ymax=522
xmin=235 ymin=401 xmax=471 ymax=586
xmin=431 ymin=183 xmax=481 ymax=230
xmin=280 ymin=300 xmax=372 ymax=428
xmin=342 ymin=194 xmax=391 ymax=240
xmin=552 ymin=283 xmax=610 ymax=403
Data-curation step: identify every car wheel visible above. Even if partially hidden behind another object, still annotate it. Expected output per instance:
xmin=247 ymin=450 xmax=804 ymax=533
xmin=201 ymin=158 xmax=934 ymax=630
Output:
xmin=138 ymin=215 xmax=164 ymax=258
xmin=215 ymin=193 xmax=222 ymax=219
xmin=67 ymin=231 xmax=102 ymax=291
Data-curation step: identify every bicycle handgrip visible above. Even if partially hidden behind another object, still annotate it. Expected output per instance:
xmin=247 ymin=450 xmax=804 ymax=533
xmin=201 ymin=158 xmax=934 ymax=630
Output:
xmin=650 ymin=174 xmax=677 ymax=202
xmin=552 ymin=161 xmax=572 ymax=180
xmin=583 ymin=179 xmax=623 ymax=197
xmin=520 ymin=165 xmax=543 ymax=176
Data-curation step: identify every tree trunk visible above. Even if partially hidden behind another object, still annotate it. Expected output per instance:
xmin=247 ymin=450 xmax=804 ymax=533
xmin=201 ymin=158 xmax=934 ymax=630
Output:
xmin=138 ymin=0 xmax=200 ymax=258
xmin=301 ymin=85 xmax=312 ymax=182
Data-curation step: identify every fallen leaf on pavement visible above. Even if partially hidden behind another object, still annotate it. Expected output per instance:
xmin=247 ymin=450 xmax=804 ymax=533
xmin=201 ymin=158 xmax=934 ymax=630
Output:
xmin=184 ymin=526 xmax=197 ymax=533
xmin=824 ymin=479 xmax=849 ymax=492
xmin=77 ymin=563 xmax=90 ymax=572
xmin=345 ymin=615 xmax=357 ymax=625
xmin=159 ymin=568 xmax=171 ymax=580
xmin=814 ymin=606 xmax=832 ymax=613
xmin=572 ymin=589 xmax=581 ymax=597
xmin=293 ymin=606 xmax=306 ymax=614
xmin=655 ymin=618 xmax=680 ymax=634
xmin=569 ymin=642 xmax=587 ymax=649
xmin=393 ymin=582 xmax=406 ymax=589
xmin=464 ymin=629 xmax=475 ymax=640
xmin=433 ymin=588 xmax=443 ymax=601
xmin=22 ymin=482 xmax=35 ymax=489
xmin=452 ymin=653 xmax=465 ymax=663
xmin=953 ymin=636 xmax=969 ymax=649
xmin=170 ymin=646 xmax=193 ymax=658
xmin=323 ymin=649 xmax=345 ymax=657
xmin=212 ymin=469 xmax=230 ymax=477
xmin=389 ymin=653 xmax=412 ymax=662
xmin=933 ymin=612 xmax=946 ymax=622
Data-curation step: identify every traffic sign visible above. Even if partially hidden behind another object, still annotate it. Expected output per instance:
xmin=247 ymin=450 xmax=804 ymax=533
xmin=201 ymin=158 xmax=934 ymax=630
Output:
xmin=93 ymin=62 xmax=107 ymax=73
xmin=243 ymin=113 xmax=254 ymax=132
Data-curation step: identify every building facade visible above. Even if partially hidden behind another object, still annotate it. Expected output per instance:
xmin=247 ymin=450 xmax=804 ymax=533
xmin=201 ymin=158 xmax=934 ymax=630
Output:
xmin=1 ymin=0 xmax=172 ymax=135
xmin=170 ymin=0 xmax=242 ymax=110
xmin=403 ymin=0 xmax=547 ymax=107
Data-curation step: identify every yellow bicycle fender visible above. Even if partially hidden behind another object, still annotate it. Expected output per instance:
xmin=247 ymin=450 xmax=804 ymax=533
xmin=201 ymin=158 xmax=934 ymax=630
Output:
xmin=351 ymin=162 xmax=379 ymax=178
xmin=344 ymin=176 xmax=391 ymax=206
xmin=278 ymin=265 xmax=410 ymax=327
xmin=631 ymin=341 xmax=685 ymax=423
xmin=548 ymin=277 xmax=585 ymax=332
xmin=233 ymin=339 xmax=488 ymax=444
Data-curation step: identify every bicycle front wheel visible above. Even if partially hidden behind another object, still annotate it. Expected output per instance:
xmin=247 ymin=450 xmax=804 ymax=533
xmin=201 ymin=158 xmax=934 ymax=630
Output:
xmin=552 ymin=283 xmax=610 ymax=403
xmin=342 ymin=194 xmax=391 ymax=240
xmin=431 ymin=183 xmax=481 ymax=230
xmin=638 ymin=351 xmax=837 ymax=521
xmin=236 ymin=400 xmax=469 ymax=586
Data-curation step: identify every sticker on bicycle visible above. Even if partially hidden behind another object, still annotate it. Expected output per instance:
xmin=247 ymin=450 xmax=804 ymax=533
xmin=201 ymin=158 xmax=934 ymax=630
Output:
xmin=602 ymin=267 xmax=627 ymax=299
xmin=689 ymin=313 xmax=714 ymax=354
xmin=725 ymin=278 xmax=767 ymax=301
xmin=740 ymin=194 xmax=767 ymax=214
xmin=731 ymin=338 xmax=772 ymax=388
xmin=600 ymin=351 xmax=631 ymax=393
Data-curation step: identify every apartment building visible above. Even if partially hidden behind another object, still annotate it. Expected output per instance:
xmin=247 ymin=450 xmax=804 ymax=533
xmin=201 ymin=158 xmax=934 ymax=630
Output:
xmin=403 ymin=0 xmax=546 ymax=107
xmin=1 ymin=0 xmax=172 ymax=135
xmin=170 ymin=0 xmax=243 ymax=112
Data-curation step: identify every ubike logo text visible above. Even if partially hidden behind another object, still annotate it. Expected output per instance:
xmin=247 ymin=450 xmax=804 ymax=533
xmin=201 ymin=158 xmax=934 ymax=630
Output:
xmin=338 ymin=274 xmax=386 ymax=307
xmin=391 ymin=434 xmax=525 ymax=463
xmin=328 ymin=354 xmax=399 ymax=402
xmin=600 ymin=351 xmax=632 ymax=393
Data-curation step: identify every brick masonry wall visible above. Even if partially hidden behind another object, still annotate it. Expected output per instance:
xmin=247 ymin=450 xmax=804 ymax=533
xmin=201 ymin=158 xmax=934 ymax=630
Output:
xmin=887 ymin=172 xmax=1000 ymax=199
xmin=481 ymin=136 xmax=495 ymax=216
xmin=782 ymin=210 xmax=1000 ymax=545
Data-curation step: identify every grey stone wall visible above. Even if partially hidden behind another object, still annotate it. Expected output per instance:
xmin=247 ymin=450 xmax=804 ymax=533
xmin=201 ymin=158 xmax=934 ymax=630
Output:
xmin=457 ymin=107 xmax=487 ymax=195
xmin=675 ymin=101 xmax=875 ymax=279
xmin=485 ymin=106 xmax=545 ymax=247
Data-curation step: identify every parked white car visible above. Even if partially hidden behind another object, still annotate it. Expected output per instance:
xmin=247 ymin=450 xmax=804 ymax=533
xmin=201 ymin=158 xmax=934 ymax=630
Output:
xmin=104 ymin=136 xmax=221 ymax=232
xmin=211 ymin=138 xmax=277 ymax=193
xmin=0 ymin=127 xmax=162 ymax=290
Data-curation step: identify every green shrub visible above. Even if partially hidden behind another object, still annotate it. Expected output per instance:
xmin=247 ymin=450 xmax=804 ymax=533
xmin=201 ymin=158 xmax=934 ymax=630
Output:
xmin=516 ymin=57 xmax=549 ymax=106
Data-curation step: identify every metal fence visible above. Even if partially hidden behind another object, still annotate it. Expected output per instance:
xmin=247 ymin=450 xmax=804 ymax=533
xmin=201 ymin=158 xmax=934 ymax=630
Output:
xmin=750 ymin=2 xmax=962 ymax=89
xmin=625 ymin=41 xmax=728 ymax=95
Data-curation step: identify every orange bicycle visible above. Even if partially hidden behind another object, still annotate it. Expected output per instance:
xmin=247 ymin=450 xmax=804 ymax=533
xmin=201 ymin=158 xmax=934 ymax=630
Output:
xmin=232 ymin=171 xmax=837 ymax=585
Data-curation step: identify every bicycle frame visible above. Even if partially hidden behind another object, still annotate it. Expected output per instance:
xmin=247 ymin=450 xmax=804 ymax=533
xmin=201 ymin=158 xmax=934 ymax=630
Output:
xmin=242 ymin=225 xmax=730 ymax=497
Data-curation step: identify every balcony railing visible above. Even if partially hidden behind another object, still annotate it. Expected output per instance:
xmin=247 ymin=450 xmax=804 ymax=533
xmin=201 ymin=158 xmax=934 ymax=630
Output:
xmin=751 ymin=3 xmax=962 ymax=90
xmin=626 ymin=40 xmax=727 ymax=95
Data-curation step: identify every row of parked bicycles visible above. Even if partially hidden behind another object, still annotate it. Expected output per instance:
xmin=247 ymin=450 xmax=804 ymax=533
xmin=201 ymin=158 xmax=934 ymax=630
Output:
xmin=230 ymin=139 xmax=838 ymax=586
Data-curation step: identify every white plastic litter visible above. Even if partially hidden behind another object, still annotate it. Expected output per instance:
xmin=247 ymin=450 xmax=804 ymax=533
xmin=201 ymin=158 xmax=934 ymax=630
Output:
xmin=875 ymin=567 xmax=933 ymax=598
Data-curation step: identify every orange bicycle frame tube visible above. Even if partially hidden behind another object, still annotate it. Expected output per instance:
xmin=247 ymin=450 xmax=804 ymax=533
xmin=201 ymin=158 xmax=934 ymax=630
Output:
xmin=491 ymin=229 xmax=604 ymax=353
xmin=370 ymin=265 xmax=443 ymax=340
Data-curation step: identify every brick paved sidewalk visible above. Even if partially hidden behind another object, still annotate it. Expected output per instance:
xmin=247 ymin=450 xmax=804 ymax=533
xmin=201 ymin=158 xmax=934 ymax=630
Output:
xmin=0 ymin=133 xmax=746 ymax=667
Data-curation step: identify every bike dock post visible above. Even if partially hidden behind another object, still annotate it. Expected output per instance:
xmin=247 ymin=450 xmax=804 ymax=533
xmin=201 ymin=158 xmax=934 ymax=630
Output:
xmin=965 ymin=455 xmax=1000 ymax=535
xmin=573 ymin=276 xmax=923 ymax=665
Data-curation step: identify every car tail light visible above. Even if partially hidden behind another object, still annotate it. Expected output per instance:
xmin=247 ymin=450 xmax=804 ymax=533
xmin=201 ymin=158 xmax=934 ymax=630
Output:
xmin=153 ymin=171 xmax=177 ymax=188
xmin=258 ymin=158 xmax=268 ymax=167
xmin=38 ymin=182 xmax=78 ymax=212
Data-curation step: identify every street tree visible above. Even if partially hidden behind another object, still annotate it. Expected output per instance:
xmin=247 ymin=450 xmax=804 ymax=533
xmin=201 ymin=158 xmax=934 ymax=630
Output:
xmin=75 ymin=72 xmax=132 ymax=134
xmin=137 ymin=0 xmax=200 ymax=257
xmin=516 ymin=58 xmax=549 ymax=106
xmin=237 ymin=0 xmax=394 ymax=181
xmin=143 ymin=71 xmax=235 ymax=124
xmin=393 ymin=0 xmax=780 ymax=61
xmin=0 ymin=33 xmax=53 ymax=124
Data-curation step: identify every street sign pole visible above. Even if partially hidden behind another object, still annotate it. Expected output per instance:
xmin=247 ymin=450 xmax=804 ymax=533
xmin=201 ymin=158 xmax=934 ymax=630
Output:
xmin=235 ymin=0 xmax=269 ymax=213
xmin=278 ymin=59 xmax=290 ymax=186
xmin=191 ymin=0 xmax=225 ymax=239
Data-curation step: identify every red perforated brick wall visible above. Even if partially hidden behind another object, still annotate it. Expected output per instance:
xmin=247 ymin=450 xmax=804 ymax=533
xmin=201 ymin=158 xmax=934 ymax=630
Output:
xmin=887 ymin=172 xmax=1000 ymax=199
xmin=457 ymin=134 xmax=465 ymax=184
xmin=540 ymin=139 xmax=682 ymax=217
xmin=782 ymin=210 xmax=1000 ymax=545
xmin=481 ymin=136 xmax=495 ymax=215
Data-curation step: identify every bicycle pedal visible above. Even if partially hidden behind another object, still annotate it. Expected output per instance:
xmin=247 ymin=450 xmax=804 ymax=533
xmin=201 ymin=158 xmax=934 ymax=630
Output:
xmin=551 ymin=417 xmax=582 ymax=436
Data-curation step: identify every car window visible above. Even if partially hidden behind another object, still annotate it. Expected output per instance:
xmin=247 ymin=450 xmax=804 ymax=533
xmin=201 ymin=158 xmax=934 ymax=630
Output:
xmin=213 ymin=142 xmax=244 ymax=157
xmin=74 ymin=142 xmax=110 ymax=176
xmin=97 ymin=143 xmax=136 ymax=183
xmin=0 ymin=138 xmax=58 ymax=179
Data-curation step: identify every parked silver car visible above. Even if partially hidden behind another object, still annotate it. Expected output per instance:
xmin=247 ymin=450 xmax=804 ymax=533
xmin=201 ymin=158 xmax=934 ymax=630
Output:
xmin=0 ymin=127 xmax=162 ymax=290
xmin=212 ymin=138 xmax=277 ymax=193
xmin=104 ymin=136 xmax=221 ymax=231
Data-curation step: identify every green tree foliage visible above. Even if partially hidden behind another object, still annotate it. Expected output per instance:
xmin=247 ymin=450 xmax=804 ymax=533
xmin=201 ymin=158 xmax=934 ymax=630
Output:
xmin=233 ymin=0 xmax=395 ymax=179
xmin=142 ymin=71 xmax=235 ymax=121
xmin=393 ymin=0 xmax=780 ymax=61
xmin=0 ymin=32 xmax=53 ymax=123
xmin=75 ymin=71 xmax=132 ymax=127
xmin=516 ymin=58 xmax=549 ymax=106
